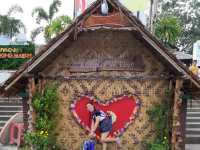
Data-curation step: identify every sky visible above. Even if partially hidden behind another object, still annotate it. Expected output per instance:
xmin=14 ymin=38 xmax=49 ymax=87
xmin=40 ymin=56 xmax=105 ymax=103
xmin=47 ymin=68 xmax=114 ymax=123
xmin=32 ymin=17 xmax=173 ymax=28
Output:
xmin=0 ymin=0 xmax=74 ymax=44
xmin=0 ymin=0 xmax=151 ymax=44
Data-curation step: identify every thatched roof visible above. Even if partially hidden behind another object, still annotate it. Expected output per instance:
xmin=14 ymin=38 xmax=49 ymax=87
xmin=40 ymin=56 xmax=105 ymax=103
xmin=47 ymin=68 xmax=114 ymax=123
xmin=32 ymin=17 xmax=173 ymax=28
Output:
xmin=1 ymin=0 xmax=200 ymax=91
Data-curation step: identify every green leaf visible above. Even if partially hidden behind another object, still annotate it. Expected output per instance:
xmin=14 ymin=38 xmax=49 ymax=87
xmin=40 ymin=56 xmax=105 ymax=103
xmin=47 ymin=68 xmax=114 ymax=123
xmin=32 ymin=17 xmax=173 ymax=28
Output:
xmin=32 ymin=7 xmax=49 ymax=24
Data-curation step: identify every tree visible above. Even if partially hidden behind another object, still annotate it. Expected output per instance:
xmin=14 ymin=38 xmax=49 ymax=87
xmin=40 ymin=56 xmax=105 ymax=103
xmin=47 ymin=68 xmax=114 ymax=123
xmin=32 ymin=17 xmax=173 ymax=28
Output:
xmin=31 ymin=0 xmax=72 ymax=42
xmin=0 ymin=5 xmax=25 ymax=38
xmin=45 ymin=15 xmax=71 ymax=39
xmin=155 ymin=16 xmax=182 ymax=48
xmin=157 ymin=0 xmax=200 ymax=53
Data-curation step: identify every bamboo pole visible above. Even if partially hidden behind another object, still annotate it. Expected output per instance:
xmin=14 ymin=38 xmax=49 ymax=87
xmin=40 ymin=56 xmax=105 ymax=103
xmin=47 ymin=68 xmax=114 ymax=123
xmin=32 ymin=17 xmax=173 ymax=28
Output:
xmin=171 ymin=78 xmax=183 ymax=150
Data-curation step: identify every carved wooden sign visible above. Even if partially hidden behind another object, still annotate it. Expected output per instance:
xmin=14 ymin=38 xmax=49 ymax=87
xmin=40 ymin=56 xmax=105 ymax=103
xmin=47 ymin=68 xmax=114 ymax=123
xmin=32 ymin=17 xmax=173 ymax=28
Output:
xmin=69 ymin=54 xmax=145 ymax=72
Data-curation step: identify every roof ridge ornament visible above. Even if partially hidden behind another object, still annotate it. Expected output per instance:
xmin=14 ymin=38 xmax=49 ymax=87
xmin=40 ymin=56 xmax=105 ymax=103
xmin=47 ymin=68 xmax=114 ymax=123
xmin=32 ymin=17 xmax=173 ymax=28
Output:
xmin=101 ymin=0 xmax=109 ymax=15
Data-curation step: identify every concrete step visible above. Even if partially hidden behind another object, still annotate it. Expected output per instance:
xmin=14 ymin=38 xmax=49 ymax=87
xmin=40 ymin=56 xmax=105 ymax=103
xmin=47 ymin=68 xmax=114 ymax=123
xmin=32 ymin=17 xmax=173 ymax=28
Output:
xmin=0 ymin=143 xmax=17 ymax=150
xmin=187 ymin=101 xmax=200 ymax=104
xmin=187 ymin=119 xmax=200 ymax=122
xmin=187 ymin=105 xmax=200 ymax=108
xmin=185 ymin=99 xmax=200 ymax=145
xmin=0 ymin=102 xmax=22 ymax=106
xmin=187 ymin=104 xmax=200 ymax=107
xmin=186 ymin=128 xmax=200 ymax=131
xmin=0 ymin=111 xmax=20 ymax=116
xmin=185 ymin=137 xmax=200 ymax=144
xmin=187 ymin=107 xmax=200 ymax=110
xmin=186 ymin=116 xmax=200 ymax=119
xmin=0 ymin=120 xmax=7 ymax=127
xmin=187 ymin=103 xmax=200 ymax=106
xmin=186 ymin=134 xmax=200 ymax=138
xmin=185 ymin=144 xmax=200 ymax=150
xmin=186 ymin=124 xmax=200 ymax=128
xmin=0 ymin=115 xmax=13 ymax=121
xmin=187 ymin=112 xmax=200 ymax=115
xmin=187 ymin=100 xmax=200 ymax=102
xmin=187 ymin=109 xmax=200 ymax=112
xmin=187 ymin=113 xmax=200 ymax=117
xmin=0 ymin=106 xmax=22 ymax=111
xmin=187 ymin=122 xmax=200 ymax=125
xmin=186 ymin=130 xmax=200 ymax=135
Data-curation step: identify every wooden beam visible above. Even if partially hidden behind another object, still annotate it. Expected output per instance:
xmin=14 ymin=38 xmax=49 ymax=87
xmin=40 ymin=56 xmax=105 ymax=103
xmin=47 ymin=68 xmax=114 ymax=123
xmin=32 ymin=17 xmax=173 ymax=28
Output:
xmin=171 ymin=78 xmax=183 ymax=150
xmin=37 ymin=74 xmax=171 ymax=81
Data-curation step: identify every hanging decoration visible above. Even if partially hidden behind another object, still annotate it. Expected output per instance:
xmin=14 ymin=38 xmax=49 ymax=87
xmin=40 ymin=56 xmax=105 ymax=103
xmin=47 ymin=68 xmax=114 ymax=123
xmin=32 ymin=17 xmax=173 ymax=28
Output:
xmin=101 ymin=0 xmax=109 ymax=15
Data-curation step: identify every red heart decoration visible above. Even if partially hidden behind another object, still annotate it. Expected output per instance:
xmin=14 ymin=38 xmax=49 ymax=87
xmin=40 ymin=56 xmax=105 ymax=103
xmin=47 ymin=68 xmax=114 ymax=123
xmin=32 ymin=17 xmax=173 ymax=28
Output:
xmin=71 ymin=95 xmax=140 ymax=138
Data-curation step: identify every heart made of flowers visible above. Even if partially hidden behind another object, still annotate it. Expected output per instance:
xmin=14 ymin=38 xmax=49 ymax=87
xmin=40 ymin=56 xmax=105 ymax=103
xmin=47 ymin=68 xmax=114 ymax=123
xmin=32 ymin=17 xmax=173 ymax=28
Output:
xmin=71 ymin=95 xmax=140 ymax=138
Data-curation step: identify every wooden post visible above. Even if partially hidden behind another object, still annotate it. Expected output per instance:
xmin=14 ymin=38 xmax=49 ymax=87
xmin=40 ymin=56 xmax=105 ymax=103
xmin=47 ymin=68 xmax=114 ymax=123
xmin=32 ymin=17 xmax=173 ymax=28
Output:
xmin=22 ymin=96 xmax=29 ymax=131
xmin=171 ymin=78 xmax=183 ymax=150
xmin=27 ymin=77 xmax=36 ymax=132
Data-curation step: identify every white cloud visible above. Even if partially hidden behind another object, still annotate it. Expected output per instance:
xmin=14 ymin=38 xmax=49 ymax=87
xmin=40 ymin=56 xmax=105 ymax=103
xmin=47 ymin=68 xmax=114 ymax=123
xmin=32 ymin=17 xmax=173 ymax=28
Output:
xmin=0 ymin=0 xmax=74 ymax=44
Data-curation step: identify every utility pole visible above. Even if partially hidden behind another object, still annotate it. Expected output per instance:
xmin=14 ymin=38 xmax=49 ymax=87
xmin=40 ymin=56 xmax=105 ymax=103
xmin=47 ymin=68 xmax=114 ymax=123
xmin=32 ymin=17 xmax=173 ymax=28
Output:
xmin=149 ymin=0 xmax=158 ymax=33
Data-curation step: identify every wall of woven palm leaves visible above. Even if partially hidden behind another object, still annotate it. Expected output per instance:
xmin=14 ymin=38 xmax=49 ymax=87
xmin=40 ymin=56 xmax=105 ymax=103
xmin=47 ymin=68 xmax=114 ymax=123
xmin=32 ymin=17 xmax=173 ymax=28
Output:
xmin=38 ymin=29 xmax=172 ymax=150
xmin=52 ymin=79 xmax=170 ymax=150
xmin=42 ymin=30 xmax=166 ymax=77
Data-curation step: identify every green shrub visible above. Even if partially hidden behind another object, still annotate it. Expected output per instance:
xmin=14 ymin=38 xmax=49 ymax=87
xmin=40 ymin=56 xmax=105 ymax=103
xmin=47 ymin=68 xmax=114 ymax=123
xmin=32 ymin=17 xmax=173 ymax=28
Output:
xmin=24 ymin=83 xmax=59 ymax=149
xmin=144 ymin=90 xmax=173 ymax=150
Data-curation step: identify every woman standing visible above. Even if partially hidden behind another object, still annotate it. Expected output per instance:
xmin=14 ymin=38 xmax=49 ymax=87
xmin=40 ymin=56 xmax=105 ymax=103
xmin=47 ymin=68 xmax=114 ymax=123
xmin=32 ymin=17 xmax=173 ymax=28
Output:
xmin=86 ymin=103 xmax=122 ymax=150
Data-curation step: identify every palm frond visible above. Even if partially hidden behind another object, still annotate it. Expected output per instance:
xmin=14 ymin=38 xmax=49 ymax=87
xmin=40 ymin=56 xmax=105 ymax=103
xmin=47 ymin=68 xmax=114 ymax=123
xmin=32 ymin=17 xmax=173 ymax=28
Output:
xmin=31 ymin=27 xmax=44 ymax=42
xmin=49 ymin=0 xmax=62 ymax=21
xmin=32 ymin=7 xmax=49 ymax=24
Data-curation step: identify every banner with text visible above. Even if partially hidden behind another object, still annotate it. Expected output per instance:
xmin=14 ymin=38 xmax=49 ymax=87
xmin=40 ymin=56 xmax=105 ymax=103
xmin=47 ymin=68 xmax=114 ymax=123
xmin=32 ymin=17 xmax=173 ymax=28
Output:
xmin=0 ymin=44 xmax=35 ymax=69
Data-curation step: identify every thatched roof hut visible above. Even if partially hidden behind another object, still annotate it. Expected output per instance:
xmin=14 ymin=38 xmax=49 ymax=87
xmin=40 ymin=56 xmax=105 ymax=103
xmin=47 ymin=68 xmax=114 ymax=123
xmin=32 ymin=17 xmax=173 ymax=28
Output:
xmin=1 ymin=0 xmax=200 ymax=149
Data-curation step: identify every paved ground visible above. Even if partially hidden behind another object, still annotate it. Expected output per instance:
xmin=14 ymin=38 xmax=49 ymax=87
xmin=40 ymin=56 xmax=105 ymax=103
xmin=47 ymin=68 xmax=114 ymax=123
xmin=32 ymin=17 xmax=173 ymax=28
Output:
xmin=0 ymin=143 xmax=17 ymax=150
xmin=185 ymin=144 xmax=200 ymax=150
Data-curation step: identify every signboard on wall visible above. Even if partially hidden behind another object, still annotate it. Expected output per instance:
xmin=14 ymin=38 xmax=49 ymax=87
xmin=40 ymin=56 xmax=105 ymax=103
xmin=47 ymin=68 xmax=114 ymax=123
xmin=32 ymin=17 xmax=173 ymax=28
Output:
xmin=0 ymin=44 xmax=35 ymax=69
xmin=69 ymin=54 xmax=145 ymax=72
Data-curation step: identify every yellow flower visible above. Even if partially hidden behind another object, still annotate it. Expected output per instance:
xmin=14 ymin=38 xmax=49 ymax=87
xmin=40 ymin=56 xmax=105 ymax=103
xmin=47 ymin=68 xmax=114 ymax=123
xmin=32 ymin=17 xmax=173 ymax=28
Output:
xmin=164 ymin=136 xmax=167 ymax=140
xmin=162 ymin=141 xmax=165 ymax=144
xmin=40 ymin=131 xmax=44 ymax=135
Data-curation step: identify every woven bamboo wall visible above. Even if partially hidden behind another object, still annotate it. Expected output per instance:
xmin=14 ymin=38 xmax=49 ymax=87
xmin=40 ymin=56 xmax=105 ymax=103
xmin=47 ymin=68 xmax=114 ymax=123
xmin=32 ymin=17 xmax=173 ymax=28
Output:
xmin=52 ymin=79 xmax=169 ymax=150
xmin=42 ymin=30 xmax=165 ymax=77
xmin=38 ymin=30 xmax=172 ymax=149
